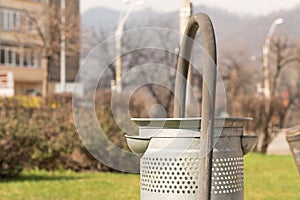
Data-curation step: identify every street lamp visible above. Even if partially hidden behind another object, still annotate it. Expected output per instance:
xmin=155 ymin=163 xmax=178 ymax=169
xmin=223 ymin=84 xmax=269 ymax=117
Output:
xmin=179 ymin=0 xmax=192 ymax=43
xmin=179 ymin=0 xmax=193 ymax=108
xmin=114 ymin=0 xmax=144 ymax=93
xmin=60 ymin=0 xmax=66 ymax=93
xmin=262 ymin=18 xmax=284 ymax=99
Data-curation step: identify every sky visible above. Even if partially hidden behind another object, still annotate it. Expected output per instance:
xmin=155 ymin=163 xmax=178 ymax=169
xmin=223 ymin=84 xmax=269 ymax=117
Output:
xmin=80 ymin=0 xmax=300 ymax=16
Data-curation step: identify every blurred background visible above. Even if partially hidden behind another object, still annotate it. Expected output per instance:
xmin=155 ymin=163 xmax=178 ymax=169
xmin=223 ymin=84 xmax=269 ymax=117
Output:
xmin=0 ymin=1 xmax=300 ymax=199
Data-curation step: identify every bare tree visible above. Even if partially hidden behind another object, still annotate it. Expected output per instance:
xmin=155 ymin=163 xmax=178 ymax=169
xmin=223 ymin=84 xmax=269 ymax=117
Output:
xmin=219 ymin=52 xmax=259 ymax=116
xmin=277 ymin=81 xmax=300 ymax=128
xmin=121 ymin=28 xmax=178 ymax=117
xmin=89 ymin=18 xmax=179 ymax=117
xmin=16 ymin=1 xmax=81 ymax=96
xmin=260 ymin=36 xmax=300 ymax=153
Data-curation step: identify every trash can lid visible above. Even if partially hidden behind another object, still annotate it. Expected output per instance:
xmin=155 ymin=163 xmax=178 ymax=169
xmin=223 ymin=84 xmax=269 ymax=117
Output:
xmin=286 ymin=126 xmax=300 ymax=142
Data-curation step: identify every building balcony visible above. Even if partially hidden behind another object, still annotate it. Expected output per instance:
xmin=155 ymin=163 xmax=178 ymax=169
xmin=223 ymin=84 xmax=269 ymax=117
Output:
xmin=0 ymin=64 xmax=44 ymax=83
xmin=0 ymin=43 xmax=44 ymax=95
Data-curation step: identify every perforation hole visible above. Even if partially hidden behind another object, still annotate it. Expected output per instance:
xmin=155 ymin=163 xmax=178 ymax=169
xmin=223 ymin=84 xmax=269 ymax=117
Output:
xmin=141 ymin=156 xmax=244 ymax=195
xmin=211 ymin=157 xmax=244 ymax=194
xmin=141 ymin=156 xmax=199 ymax=194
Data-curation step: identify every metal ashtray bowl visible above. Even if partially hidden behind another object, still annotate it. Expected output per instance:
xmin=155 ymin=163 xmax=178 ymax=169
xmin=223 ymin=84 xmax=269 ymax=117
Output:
xmin=125 ymin=118 xmax=258 ymax=156
xmin=125 ymin=135 xmax=150 ymax=155
xmin=241 ymin=135 xmax=258 ymax=155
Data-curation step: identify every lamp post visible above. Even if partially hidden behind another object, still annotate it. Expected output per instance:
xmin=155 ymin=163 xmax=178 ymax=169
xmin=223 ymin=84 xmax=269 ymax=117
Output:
xmin=179 ymin=0 xmax=192 ymax=43
xmin=115 ymin=0 xmax=144 ymax=93
xmin=179 ymin=0 xmax=193 ymax=109
xmin=60 ymin=0 xmax=66 ymax=93
xmin=262 ymin=18 xmax=284 ymax=99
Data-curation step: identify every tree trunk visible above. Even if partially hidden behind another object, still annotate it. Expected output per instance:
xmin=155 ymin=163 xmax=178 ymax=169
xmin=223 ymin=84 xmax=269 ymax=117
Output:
xmin=279 ymin=108 xmax=289 ymax=128
xmin=260 ymin=126 xmax=271 ymax=153
xmin=260 ymin=109 xmax=273 ymax=153
xmin=42 ymin=57 xmax=49 ymax=97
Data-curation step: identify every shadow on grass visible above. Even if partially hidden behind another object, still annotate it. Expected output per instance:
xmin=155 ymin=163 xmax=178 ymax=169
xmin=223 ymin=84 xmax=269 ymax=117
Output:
xmin=1 ymin=174 xmax=82 ymax=183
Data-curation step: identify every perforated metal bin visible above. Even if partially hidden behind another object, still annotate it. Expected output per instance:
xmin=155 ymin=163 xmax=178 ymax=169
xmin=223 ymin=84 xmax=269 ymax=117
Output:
xmin=286 ymin=126 xmax=300 ymax=175
xmin=126 ymin=118 xmax=257 ymax=200
xmin=125 ymin=12 xmax=258 ymax=200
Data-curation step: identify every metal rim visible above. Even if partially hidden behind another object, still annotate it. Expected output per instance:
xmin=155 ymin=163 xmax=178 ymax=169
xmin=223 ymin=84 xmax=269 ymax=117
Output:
xmin=131 ymin=117 xmax=252 ymax=128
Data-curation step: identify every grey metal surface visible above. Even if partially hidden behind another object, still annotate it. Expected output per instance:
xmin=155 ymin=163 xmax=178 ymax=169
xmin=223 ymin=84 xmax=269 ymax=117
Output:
xmin=139 ymin=126 xmax=248 ymax=200
xmin=286 ymin=126 xmax=300 ymax=175
xmin=131 ymin=118 xmax=251 ymax=129
xmin=125 ymin=12 xmax=258 ymax=200
xmin=211 ymin=135 xmax=244 ymax=200
xmin=241 ymin=136 xmax=258 ymax=155
xmin=125 ymin=130 xmax=256 ymax=156
xmin=140 ymin=137 xmax=201 ymax=200
xmin=173 ymin=13 xmax=217 ymax=199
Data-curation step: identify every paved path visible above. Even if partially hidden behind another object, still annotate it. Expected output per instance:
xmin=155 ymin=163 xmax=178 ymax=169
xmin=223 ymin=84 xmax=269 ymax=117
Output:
xmin=267 ymin=130 xmax=291 ymax=155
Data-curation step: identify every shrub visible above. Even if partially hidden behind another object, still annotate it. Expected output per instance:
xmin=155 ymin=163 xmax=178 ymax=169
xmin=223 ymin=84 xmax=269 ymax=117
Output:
xmin=0 ymin=99 xmax=36 ymax=179
xmin=0 ymin=91 xmax=146 ymax=178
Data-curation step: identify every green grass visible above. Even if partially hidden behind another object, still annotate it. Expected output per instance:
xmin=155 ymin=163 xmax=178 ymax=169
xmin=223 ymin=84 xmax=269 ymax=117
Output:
xmin=0 ymin=154 xmax=299 ymax=200
xmin=0 ymin=171 xmax=140 ymax=200
xmin=244 ymin=154 xmax=300 ymax=200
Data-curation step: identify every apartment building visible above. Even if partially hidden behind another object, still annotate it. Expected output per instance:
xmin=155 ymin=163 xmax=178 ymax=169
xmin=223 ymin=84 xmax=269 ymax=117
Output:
xmin=0 ymin=0 xmax=80 ymax=96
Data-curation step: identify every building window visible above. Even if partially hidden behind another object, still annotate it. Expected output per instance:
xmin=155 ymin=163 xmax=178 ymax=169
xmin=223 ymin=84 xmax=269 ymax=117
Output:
xmin=15 ymin=52 xmax=20 ymax=66
xmin=31 ymin=53 xmax=37 ymax=67
xmin=13 ymin=13 xmax=21 ymax=28
xmin=23 ymin=51 xmax=28 ymax=66
xmin=0 ymin=9 xmax=22 ymax=30
xmin=0 ymin=11 xmax=4 ymax=29
xmin=23 ymin=50 xmax=35 ymax=67
xmin=0 ymin=49 xmax=5 ymax=64
xmin=8 ymin=50 xmax=13 ymax=64
xmin=0 ymin=45 xmax=41 ymax=68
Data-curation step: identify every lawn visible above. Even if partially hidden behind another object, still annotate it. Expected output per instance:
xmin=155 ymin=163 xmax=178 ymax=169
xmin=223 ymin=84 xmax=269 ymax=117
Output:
xmin=0 ymin=154 xmax=299 ymax=200
xmin=244 ymin=153 xmax=300 ymax=200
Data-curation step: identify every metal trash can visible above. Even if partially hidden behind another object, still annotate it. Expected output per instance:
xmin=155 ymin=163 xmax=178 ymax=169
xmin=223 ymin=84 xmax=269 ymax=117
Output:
xmin=125 ymin=13 xmax=258 ymax=200
xmin=286 ymin=126 xmax=300 ymax=175
xmin=126 ymin=118 xmax=257 ymax=200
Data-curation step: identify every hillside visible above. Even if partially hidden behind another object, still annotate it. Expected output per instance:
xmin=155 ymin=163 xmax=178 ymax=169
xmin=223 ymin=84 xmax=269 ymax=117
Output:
xmin=82 ymin=5 xmax=300 ymax=59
